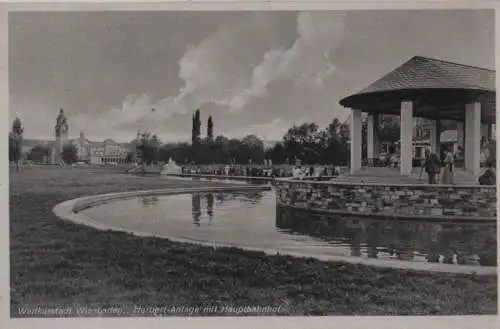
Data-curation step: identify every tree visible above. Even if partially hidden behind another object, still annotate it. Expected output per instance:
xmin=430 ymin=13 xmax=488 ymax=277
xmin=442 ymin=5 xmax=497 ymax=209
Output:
xmin=317 ymin=118 xmax=350 ymax=166
xmin=227 ymin=138 xmax=241 ymax=164
xmin=150 ymin=134 xmax=161 ymax=164
xmin=125 ymin=151 xmax=136 ymax=164
xmin=213 ymin=135 xmax=229 ymax=164
xmin=339 ymin=123 xmax=350 ymax=146
xmin=136 ymin=132 xmax=162 ymax=165
xmin=61 ymin=143 xmax=78 ymax=164
xmin=28 ymin=145 xmax=51 ymax=163
xmin=262 ymin=117 xmax=351 ymax=166
xmin=191 ymin=114 xmax=196 ymax=145
xmin=240 ymin=134 xmax=265 ymax=164
xmin=327 ymin=118 xmax=341 ymax=136
xmin=171 ymin=142 xmax=191 ymax=163
xmin=283 ymin=122 xmax=322 ymax=164
xmin=192 ymin=109 xmax=202 ymax=144
xmin=207 ymin=116 xmax=214 ymax=140
xmin=9 ymin=117 xmax=23 ymax=171
xmin=139 ymin=116 xmax=354 ymax=167
xmin=266 ymin=142 xmax=286 ymax=164
xmin=190 ymin=109 xmax=202 ymax=163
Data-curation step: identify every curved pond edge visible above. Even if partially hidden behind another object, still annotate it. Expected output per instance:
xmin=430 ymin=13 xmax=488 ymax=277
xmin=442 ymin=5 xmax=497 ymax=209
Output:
xmin=53 ymin=186 xmax=497 ymax=276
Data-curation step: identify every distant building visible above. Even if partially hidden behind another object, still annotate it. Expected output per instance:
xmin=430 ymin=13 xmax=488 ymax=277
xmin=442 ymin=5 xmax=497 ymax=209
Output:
xmin=89 ymin=138 xmax=131 ymax=164
xmin=23 ymin=134 xmax=132 ymax=164
xmin=22 ymin=110 xmax=133 ymax=164
xmin=74 ymin=132 xmax=92 ymax=162
xmin=54 ymin=109 xmax=69 ymax=163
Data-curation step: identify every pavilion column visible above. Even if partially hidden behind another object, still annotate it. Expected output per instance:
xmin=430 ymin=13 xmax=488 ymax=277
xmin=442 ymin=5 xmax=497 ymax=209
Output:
xmin=367 ymin=113 xmax=380 ymax=166
xmin=465 ymin=102 xmax=481 ymax=176
xmin=456 ymin=122 xmax=465 ymax=152
xmin=350 ymin=109 xmax=362 ymax=174
xmin=429 ymin=119 xmax=441 ymax=154
xmin=400 ymin=101 xmax=413 ymax=176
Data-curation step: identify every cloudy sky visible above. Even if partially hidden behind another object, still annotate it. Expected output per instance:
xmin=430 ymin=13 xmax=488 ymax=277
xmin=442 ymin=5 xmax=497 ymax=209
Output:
xmin=9 ymin=9 xmax=494 ymax=143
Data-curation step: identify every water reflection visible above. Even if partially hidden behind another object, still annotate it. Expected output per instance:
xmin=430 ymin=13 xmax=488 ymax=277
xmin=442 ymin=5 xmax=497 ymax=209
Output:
xmin=191 ymin=192 xmax=227 ymax=226
xmin=189 ymin=192 xmax=265 ymax=226
xmin=275 ymin=206 xmax=497 ymax=266
xmin=85 ymin=190 xmax=496 ymax=269
xmin=207 ymin=193 xmax=214 ymax=225
xmin=192 ymin=193 xmax=202 ymax=226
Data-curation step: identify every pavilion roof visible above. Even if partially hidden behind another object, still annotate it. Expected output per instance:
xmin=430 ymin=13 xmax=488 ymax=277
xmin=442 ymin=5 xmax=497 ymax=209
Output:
xmin=339 ymin=56 xmax=496 ymax=123
xmin=355 ymin=56 xmax=494 ymax=94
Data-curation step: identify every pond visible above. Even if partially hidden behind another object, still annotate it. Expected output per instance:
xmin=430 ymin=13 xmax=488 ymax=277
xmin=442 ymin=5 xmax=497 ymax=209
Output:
xmin=80 ymin=190 xmax=497 ymax=267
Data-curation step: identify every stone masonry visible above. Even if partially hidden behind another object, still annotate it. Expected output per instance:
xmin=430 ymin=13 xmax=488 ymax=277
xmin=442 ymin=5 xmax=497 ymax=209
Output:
xmin=275 ymin=180 xmax=496 ymax=220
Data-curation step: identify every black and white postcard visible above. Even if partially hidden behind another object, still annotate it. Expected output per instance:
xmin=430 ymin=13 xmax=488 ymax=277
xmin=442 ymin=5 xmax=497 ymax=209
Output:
xmin=2 ymin=1 xmax=498 ymax=329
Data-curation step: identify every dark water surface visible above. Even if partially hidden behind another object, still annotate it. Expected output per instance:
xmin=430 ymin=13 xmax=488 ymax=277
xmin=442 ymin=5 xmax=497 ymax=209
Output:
xmin=81 ymin=190 xmax=497 ymax=267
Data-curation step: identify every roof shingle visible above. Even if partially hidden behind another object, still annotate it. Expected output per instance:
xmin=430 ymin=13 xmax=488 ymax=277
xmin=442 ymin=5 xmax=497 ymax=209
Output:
xmin=355 ymin=56 xmax=495 ymax=95
xmin=339 ymin=56 xmax=496 ymax=123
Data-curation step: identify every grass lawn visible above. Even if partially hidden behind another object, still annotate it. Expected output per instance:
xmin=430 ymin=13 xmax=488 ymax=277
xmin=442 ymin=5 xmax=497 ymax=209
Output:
xmin=10 ymin=166 xmax=497 ymax=316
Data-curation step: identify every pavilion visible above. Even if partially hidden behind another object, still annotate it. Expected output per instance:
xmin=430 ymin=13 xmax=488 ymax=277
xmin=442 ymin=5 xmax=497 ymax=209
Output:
xmin=339 ymin=56 xmax=495 ymax=179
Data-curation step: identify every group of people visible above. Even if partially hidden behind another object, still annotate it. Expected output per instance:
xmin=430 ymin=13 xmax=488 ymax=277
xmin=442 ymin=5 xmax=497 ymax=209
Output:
xmin=176 ymin=151 xmax=495 ymax=185
xmin=422 ymin=148 xmax=456 ymax=184
xmin=292 ymin=165 xmax=341 ymax=180
xmin=180 ymin=165 xmax=294 ymax=178
xmin=179 ymin=164 xmax=343 ymax=180
xmin=422 ymin=147 xmax=496 ymax=185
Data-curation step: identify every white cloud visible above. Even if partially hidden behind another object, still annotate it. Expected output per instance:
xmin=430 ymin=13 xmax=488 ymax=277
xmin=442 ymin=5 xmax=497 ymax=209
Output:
xmin=16 ymin=12 xmax=348 ymax=143
xmin=103 ymin=11 xmax=346 ymax=132
xmin=191 ymin=11 xmax=346 ymax=113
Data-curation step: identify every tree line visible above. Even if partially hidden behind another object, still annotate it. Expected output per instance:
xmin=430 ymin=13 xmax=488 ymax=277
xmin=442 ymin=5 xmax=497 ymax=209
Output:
xmin=133 ymin=112 xmax=404 ymax=166
xmin=9 ymin=111 xmax=408 ymax=168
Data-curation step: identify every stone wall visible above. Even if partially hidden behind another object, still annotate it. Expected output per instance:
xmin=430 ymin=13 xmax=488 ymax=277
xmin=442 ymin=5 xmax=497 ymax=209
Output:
xmin=275 ymin=180 xmax=497 ymax=220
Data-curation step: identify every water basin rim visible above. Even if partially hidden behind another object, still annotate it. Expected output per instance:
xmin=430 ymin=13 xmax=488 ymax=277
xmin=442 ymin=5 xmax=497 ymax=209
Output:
xmin=52 ymin=198 xmax=497 ymax=276
xmin=68 ymin=185 xmax=272 ymax=213
xmin=166 ymin=173 xmax=280 ymax=181
xmin=52 ymin=189 xmax=497 ymax=276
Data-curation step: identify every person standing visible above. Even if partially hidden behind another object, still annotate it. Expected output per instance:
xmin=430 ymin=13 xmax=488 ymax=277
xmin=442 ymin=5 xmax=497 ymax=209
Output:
xmin=334 ymin=165 xmax=341 ymax=176
xmin=423 ymin=149 xmax=441 ymax=184
xmin=441 ymin=148 xmax=455 ymax=184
